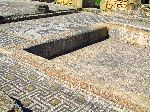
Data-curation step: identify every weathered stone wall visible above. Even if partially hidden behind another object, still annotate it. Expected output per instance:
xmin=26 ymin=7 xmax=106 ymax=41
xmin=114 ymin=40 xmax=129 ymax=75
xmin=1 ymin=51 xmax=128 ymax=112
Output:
xmin=55 ymin=0 xmax=95 ymax=8
xmin=141 ymin=5 xmax=150 ymax=16
xmin=100 ymin=0 xmax=141 ymax=12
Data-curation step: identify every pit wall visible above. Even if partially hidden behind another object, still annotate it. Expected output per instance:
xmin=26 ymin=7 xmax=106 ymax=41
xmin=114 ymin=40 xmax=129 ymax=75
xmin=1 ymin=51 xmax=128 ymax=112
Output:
xmin=25 ymin=25 xmax=108 ymax=59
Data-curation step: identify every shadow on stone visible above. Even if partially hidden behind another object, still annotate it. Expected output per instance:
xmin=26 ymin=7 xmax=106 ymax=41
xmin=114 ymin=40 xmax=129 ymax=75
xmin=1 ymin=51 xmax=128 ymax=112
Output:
xmin=24 ymin=27 xmax=109 ymax=60
xmin=0 ymin=16 xmax=4 ymax=21
xmin=9 ymin=97 xmax=32 ymax=112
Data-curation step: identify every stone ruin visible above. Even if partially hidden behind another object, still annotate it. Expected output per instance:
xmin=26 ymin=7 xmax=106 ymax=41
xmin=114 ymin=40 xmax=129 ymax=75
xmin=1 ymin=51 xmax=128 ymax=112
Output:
xmin=55 ymin=0 xmax=95 ymax=8
xmin=56 ymin=0 xmax=149 ymax=16
xmin=31 ymin=0 xmax=150 ymax=14
xmin=100 ymin=0 xmax=150 ymax=16
xmin=100 ymin=0 xmax=141 ymax=12
xmin=0 ymin=0 xmax=150 ymax=112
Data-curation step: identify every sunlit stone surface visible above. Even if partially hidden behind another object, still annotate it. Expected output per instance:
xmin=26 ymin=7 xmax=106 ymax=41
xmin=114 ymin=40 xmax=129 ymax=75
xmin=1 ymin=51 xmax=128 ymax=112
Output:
xmin=0 ymin=0 xmax=150 ymax=112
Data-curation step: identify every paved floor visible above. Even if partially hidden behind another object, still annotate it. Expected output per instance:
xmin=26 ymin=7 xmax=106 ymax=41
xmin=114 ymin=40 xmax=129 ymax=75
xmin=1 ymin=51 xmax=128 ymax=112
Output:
xmin=0 ymin=0 xmax=73 ymax=17
xmin=0 ymin=13 xmax=104 ymax=39
xmin=0 ymin=50 xmax=127 ymax=112
xmin=0 ymin=1 xmax=38 ymax=16
xmin=0 ymin=13 xmax=106 ymax=50
xmin=0 ymin=91 xmax=15 ymax=112
xmin=48 ymin=36 xmax=150 ymax=111
xmin=0 ymin=1 xmax=149 ymax=112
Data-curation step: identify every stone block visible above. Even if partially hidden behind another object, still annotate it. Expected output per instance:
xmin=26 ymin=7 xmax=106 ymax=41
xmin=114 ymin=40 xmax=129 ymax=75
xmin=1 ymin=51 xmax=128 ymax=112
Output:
xmin=55 ymin=0 xmax=95 ymax=8
xmin=100 ymin=0 xmax=141 ymax=12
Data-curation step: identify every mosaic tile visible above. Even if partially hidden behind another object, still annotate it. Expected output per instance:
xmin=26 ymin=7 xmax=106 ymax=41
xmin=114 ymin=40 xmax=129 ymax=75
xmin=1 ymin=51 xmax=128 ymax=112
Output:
xmin=0 ymin=53 xmax=124 ymax=112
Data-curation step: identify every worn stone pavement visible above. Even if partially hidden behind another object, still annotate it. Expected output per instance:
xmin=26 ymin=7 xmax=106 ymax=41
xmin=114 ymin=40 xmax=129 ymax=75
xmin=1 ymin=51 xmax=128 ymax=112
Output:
xmin=0 ymin=0 xmax=150 ymax=112
xmin=0 ymin=0 xmax=73 ymax=17
xmin=0 ymin=48 xmax=128 ymax=112
xmin=0 ymin=91 xmax=15 ymax=112
xmin=0 ymin=1 xmax=38 ymax=17
xmin=0 ymin=2 xmax=129 ymax=111
xmin=48 ymin=36 xmax=150 ymax=111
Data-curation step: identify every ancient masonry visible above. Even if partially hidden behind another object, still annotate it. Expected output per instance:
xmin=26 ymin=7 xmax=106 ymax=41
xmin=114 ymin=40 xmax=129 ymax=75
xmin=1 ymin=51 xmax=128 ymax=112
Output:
xmin=0 ymin=0 xmax=150 ymax=112
xmin=100 ymin=0 xmax=141 ymax=11
xmin=55 ymin=0 xmax=95 ymax=8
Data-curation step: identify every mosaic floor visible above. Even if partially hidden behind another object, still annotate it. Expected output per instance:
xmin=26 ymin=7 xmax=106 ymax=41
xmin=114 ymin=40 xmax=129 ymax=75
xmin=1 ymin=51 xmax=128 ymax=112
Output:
xmin=48 ymin=36 xmax=150 ymax=111
xmin=0 ymin=52 xmax=126 ymax=112
xmin=0 ymin=1 xmax=38 ymax=17
xmin=0 ymin=13 xmax=107 ymax=51
xmin=0 ymin=0 xmax=150 ymax=112
xmin=0 ymin=13 xmax=105 ymax=40
xmin=0 ymin=91 xmax=14 ymax=112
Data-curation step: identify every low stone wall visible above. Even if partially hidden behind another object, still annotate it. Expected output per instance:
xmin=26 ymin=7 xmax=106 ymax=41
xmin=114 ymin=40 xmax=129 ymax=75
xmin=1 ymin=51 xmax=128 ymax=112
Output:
xmin=55 ymin=0 xmax=95 ymax=8
xmin=100 ymin=0 xmax=141 ymax=12
xmin=0 ymin=10 xmax=78 ymax=24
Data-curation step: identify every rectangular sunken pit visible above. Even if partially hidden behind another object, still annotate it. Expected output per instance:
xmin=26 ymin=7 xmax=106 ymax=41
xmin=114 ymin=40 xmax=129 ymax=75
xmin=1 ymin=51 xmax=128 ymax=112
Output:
xmin=24 ymin=25 xmax=109 ymax=59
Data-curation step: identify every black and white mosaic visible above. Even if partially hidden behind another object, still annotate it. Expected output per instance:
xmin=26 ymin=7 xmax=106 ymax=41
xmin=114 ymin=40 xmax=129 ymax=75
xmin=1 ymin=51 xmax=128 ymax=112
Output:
xmin=0 ymin=53 xmax=127 ymax=112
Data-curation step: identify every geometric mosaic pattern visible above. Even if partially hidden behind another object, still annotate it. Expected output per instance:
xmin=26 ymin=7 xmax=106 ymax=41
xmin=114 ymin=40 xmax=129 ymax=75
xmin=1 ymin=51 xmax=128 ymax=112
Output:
xmin=0 ymin=53 xmax=128 ymax=112
xmin=0 ymin=32 xmax=31 ymax=49
xmin=0 ymin=1 xmax=149 ymax=111
xmin=0 ymin=91 xmax=14 ymax=112
xmin=0 ymin=13 xmax=105 ymax=40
